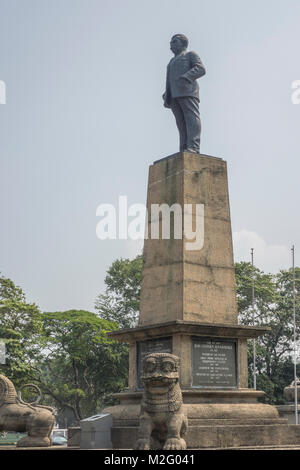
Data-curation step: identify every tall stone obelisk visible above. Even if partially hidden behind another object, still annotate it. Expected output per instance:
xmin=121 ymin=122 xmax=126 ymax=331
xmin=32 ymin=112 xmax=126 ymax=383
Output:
xmin=139 ymin=152 xmax=238 ymax=327
xmin=107 ymin=151 xmax=267 ymax=393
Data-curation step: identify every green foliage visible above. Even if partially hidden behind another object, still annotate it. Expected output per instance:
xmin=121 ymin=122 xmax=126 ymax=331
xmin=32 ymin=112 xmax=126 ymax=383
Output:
xmin=0 ymin=274 xmax=42 ymax=386
xmin=236 ymin=262 xmax=300 ymax=404
xmin=95 ymin=255 xmax=142 ymax=328
xmin=35 ymin=310 xmax=129 ymax=422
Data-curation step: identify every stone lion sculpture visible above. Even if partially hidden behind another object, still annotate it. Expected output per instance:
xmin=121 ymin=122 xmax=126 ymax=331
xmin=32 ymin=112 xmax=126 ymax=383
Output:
xmin=134 ymin=353 xmax=188 ymax=450
xmin=0 ymin=374 xmax=55 ymax=447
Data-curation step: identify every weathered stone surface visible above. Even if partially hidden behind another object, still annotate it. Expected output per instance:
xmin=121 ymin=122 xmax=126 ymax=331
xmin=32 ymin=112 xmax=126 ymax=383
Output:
xmin=276 ymin=379 xmax=300 ymax=424
xmin=276 ymin=405 xmax=300 ymax=424
xmin=136 ymin=338 xmax=172 ymax=389
xmin=105 ymin=402 xmax=281 ymax=426
xmin=283 ymin=378 xmax=300 ymax=402
xmin=139 ymin=152 xmax=237 ymax=326
xmin=103 ymin=389 xmax=282 ymax=440
xmin=109 ymin=321 xmax=270 ymax=342
xmin=109 ymin=322 xmax=269 ymax=390
xmin=0 ymin=374 xmax=54 ymax=447
xmin=134 ymin=353 xmax=187 ymax=450
xmin=112 ymin=422 xmax=300 ymax=449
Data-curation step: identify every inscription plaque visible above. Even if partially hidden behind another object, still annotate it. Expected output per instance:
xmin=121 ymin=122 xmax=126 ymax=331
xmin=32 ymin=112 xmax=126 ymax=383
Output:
xmin=192 ymin=337 xmax=237 ymax=388
xmin=136 ymin=337 xmax=172 ymax=389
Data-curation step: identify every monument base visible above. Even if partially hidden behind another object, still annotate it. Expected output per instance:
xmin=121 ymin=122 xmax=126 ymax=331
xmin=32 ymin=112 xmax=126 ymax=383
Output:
xmin=108 ymin=321 xmax=270 ymax=391
xmin=103 ymin=390 xmax=300 ymax=449
xmin=103 ymin=321 xmax=300 ymax=449
xmin=110 ymin=423 xmax=300 ymax=449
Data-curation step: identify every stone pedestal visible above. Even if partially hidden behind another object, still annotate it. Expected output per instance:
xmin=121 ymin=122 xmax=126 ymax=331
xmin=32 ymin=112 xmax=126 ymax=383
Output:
xmin=276 ymin=405 xmax=300 ymax=425
xmin=103 ymin=152 xmax=300 ymax=449
xmin=111 ymin=321 xmax=268 ymax=392
xmin=140 ymin=152 xmax=238 ymax=326
xmin=276 ymin=379 xmax=300 ymax=424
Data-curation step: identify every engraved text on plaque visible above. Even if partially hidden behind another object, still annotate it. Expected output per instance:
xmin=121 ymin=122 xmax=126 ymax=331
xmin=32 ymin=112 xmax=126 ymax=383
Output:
xmin=192 ymin=337 xmax=237 ymax=388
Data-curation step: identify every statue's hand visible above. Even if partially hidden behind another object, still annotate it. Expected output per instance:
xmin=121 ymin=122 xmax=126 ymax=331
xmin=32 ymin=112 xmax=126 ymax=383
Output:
xmin=162 ymin=92 xmax=171 ymax=108
xmin=179 ymin=76 xmax=191 ymax=84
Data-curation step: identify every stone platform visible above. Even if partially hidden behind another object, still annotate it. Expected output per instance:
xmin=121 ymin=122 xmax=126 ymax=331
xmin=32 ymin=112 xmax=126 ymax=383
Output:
xmin=111 ymin=424 xmax=300 ymax=449
xmin=104 ymin=388 xmax=300 ymax=449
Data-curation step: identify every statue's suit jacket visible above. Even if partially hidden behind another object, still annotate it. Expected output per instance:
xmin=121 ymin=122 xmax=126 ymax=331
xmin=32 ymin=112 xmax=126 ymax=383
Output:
xmin=164 ymin=51 xmax=206 ymax=107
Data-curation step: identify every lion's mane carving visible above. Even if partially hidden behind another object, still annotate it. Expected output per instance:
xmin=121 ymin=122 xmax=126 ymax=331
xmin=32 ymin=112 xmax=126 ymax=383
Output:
xmin=134 ymin=353 xmax=187 ymax=450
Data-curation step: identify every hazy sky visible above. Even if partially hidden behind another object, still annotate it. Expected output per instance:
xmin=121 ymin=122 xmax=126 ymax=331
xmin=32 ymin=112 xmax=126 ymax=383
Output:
xmin=0 ymin=0 xmax=299 ymax=312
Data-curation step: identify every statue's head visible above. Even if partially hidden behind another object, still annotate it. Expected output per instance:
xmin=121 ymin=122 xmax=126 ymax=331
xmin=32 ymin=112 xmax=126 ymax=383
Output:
xmin=141 ymin=353 xmax=180 ymax=394
xmin=170 ymin=34 xmax=189 ymax=55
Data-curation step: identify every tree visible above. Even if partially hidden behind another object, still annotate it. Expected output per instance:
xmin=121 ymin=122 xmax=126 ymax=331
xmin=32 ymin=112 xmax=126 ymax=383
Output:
xmin=236 ymin=262 xmax=300 ymax=404
xmin=33 ymin=310 xmax=129 ymax=423
xmin=95 ymin=255 xmax=142 ymax=329
xmin=0 ymin=274 xmax=42 ymax=386
xmin=0 ymin=273 xmax=130 ymax=424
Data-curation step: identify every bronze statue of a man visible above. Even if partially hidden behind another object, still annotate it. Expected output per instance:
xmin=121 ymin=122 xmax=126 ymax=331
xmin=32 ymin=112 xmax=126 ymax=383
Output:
xmin=163 ymin=34 xmax=206 ymax=153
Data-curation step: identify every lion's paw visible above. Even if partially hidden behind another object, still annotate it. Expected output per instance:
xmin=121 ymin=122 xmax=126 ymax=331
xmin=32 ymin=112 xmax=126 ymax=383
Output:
xmin=134 ymin=438 xmax=150 ymax=450
xmin=163 ymin=437 xmax=186 ymax=450
xmin=17 ymin=436 xmax=51 ymax=447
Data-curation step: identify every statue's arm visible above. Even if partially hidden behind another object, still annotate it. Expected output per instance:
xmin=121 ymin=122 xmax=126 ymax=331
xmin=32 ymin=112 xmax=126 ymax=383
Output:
xmin=163 ymin=64 xmax=171 ymax=108
xmin=181 ymin=52 xmax=206 ymax=83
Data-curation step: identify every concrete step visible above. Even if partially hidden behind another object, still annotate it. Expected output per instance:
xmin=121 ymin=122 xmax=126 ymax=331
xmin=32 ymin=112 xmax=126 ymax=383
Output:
xmin=208 ymin=444 xmax=300 ymax=450
xmin=112 ymin=424 xmax=300 ymax=449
